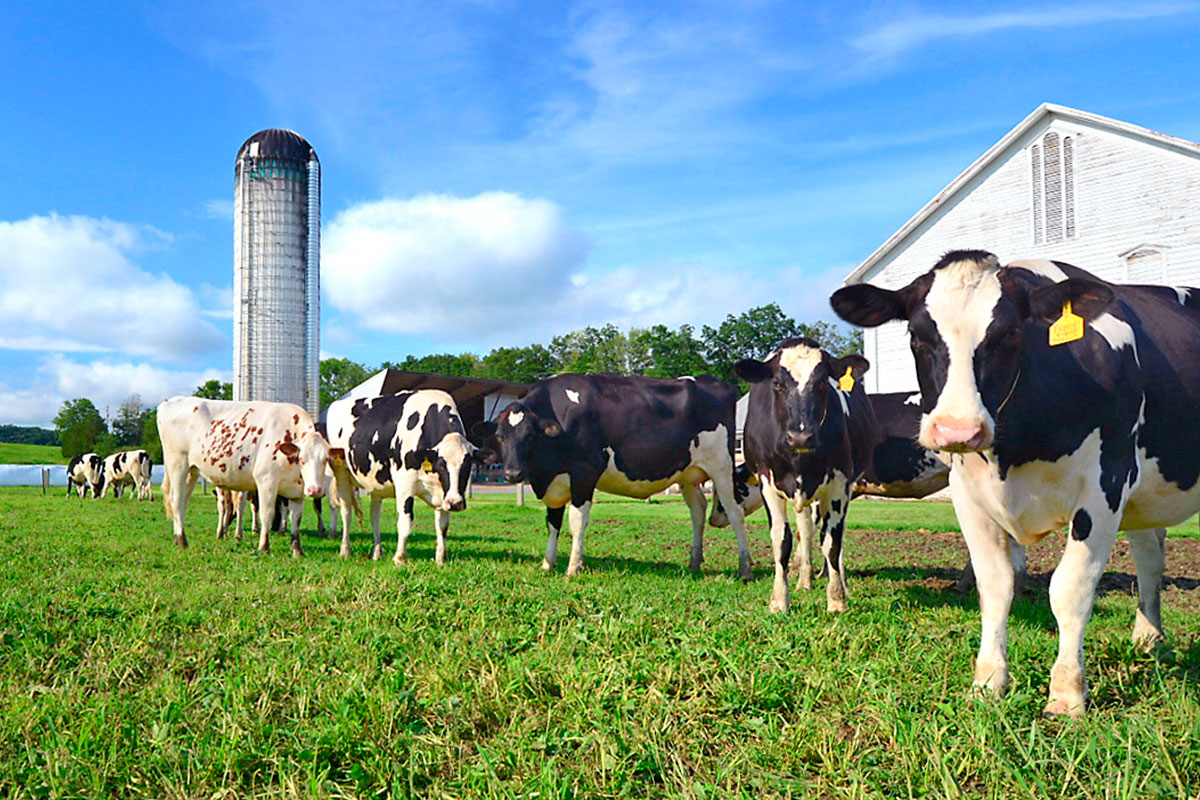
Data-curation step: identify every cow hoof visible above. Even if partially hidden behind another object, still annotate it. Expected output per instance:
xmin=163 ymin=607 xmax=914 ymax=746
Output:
xmin=768 ymin=598 xmax=788 ymax=614
xmin=393 ymin=557 xmax=407 ymax=568
xmin=291 ymin=548 xmax=303 ymax=559
xmin=1042 ymin=698 xmax=1086 ymax=718
xmin=371 ymin=547 xmax=383 ymax=561
xmin=797 ymin=574 xmax=813 ymax=591
xmin=174 ymin=535 xmax=188 ymax=549
xmin=541 ymin=560 xmax=556 ymax=573
xmin=435 ymin=556 xmax=447 ymax=566
xmin=826 ymin=600 xmax=848 ymax=613
xmin=688 ymin=558 xmax=703 ymax=573
xmin=1132 ymin=623 xmax=1166 ymax=652
xmin=565 ymin=565 xmax=584 ymax=578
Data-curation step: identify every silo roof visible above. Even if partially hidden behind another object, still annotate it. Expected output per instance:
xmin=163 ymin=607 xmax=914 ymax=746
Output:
xmin=237 ymin=129 xmax=318 ymax=162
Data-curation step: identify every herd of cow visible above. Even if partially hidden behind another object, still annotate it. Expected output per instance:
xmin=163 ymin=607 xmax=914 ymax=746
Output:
xmin=60 ymin=250 xmax=1200 ymax=717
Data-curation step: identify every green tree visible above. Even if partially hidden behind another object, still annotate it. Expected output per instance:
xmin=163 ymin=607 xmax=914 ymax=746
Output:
xmin=797 ymin=321 xmax=863 ymax=357
xmin=383 ymin=353 xmax=478 ymax=378
xmin=320 ymin=357 xmax=373 ymax=408
xmin=475 ymin=345 xmax=559 ymax=383
xmin=551 ymin=324 xmax=631 ymax=374
xmin=194 ymin=379 xmax=232 ymax=400
xmin=112 ymin=394 xmax=146 ymax=447
xmin=631 ymin=324 xmax=711 ymax=378
xmin=701 ymin=304 xmax=802 ymax=383
xmin=141 ymin=408 xmax=162 ymax=463
xmin=54 ymin=398 xmax=106 ymax=459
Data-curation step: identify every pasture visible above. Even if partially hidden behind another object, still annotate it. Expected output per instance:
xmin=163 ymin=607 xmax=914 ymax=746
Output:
xmin=2 ymin=487 xmax=1199 ymax=799
xmin=0 ymin=444 xmax=65 ymax=465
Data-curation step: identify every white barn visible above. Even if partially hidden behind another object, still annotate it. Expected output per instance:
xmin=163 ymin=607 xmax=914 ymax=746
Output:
xmin=845 ymin=103 xmax=1200 ymax=394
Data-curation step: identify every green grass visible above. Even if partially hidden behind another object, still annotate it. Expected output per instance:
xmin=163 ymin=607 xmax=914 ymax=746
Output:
xmin=1 ymin=487 xmax=1198 ymax=798
xmin=0 ymin=443 xmax=65 ymax=465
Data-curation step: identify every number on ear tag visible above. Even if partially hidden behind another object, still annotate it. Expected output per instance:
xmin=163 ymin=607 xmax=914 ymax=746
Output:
xmin=420 ymin=459 xmax=434 ymax=473
xmin=1049 ymin=300 xmax=1085 ymax=346
xmin=838 ymin=366 xmax=855 ymax=392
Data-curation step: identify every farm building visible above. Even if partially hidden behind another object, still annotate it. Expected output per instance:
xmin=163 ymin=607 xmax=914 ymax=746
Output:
xmin=845 ymin=103 xmax=1200 ymax=394
xmin=319 ymin=369 xmax=530 ymax=442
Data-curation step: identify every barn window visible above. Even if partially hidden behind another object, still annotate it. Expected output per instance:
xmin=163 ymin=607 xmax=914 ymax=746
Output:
xmin=1123 ymin=247 xmax=1166 ymax=284
xmin=1031 ymin=131 xmax=1076 ymax=243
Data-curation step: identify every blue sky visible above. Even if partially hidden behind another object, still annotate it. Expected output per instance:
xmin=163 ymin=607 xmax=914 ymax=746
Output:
xmin=2 ymin=0 xmax=1199 ymax=426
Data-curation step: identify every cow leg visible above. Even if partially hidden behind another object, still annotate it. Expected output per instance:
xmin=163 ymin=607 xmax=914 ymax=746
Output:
xmin=1126 ymin=527 xmax=1167 ymax=650
xmin=434 ymin=508 xmax=450 ymax=565
xmin=164 ymin=464 xmax=195 ymax=549
xmin=235 ymin=492 xmax=248 ymax=543
xmin=761 ymin=479 xmax=791 ymax=613
xmin=370 ymin=496 xmax=384 ymax=561
xmin=1045 ymin=506 xmax=1122 ymax=717
xmin=793 ymin=503 xmax=815 ymax=591
xmin=288 ymin=501 xmax=304 ymax=558
xmin=257 ymin=484 xmax=281 ymax=553
xmin=565 ymin=500 xmax=592 ymax=577
xmin=820 ymin=488 xmax=851 ymax=613
xmin=215 ymin=490 xmax=230 ymax=539
xmin=393 ymin=479 xmax=417 ymax=567
xmin=543 ymin=505 xmax=564 ymax=571
xmin=951 ymin=475 xmax=1013 ymax=698
xmin=337 ymin=493 xmax=354 ymax=559
xmin=710 ymin=467 xmax=753 ymax=581
xmin=680 ymin=480 xmax=707 ymax=573
xmin=314 ymin=497 xmax=326 ymax=538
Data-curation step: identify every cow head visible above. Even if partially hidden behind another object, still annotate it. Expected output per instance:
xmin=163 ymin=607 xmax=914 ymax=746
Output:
xmin=831 ymin=249 xmax=1115 ymax=453
xmin=472 ymin=402 xmax=561 ymax=483
xmin=735 ymin=338 xmax=869 ymax=454
xmin=408 ymin=432 xmax=475 ymax=512
xmin=278 ymin=431 xmax=347 ymax=498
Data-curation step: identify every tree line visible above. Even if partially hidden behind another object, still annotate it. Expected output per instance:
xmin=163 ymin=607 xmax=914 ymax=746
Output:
xmin=50 ymin=305 xmax=859 ymax=459
xmin=321 ymin=304 xmax=861 ymax=406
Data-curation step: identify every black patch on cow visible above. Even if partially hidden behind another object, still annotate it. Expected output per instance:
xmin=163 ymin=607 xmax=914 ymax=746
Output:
xmin=546 ymin=505 xmax=564 ymax=531
xmin=403 ymin=496 xmax=414 ymax=519
xmin=407 ymin=412 xmax=419 ymax=430
xmin=830 ymin=498 xmax=842 ymax=515
xmin=1071 ymin=509 xmax=1092 ymax=541
xmin=779 ymin=521 xmax=793 ymax=568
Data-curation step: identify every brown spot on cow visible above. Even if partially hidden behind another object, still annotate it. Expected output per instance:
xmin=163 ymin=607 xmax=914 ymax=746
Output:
xmin=293 ymin=414 xmax=299 ymax=425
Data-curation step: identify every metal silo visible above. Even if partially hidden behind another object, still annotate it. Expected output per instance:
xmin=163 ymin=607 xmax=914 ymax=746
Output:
xmin=233 ymin=129 xmax=320 ymax=416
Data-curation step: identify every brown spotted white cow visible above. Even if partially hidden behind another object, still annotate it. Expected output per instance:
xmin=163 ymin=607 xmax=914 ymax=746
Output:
xmin=157 ymin=396 xmax=351 ymax=556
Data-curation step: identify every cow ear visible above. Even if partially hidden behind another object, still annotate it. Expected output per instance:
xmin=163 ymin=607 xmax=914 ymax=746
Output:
xmin=834 ymin=354 xmax=870 ymax=378
xmin=830 ymin=283 xmax=908 ymax=327
xmin=539 ymin=419 xmax=562 ymax=437
xmin=734 ymin=358 xmax=773 ymax=383
xmin=328 ymin=447 xmax=345 ymax=465
xmin=472 ymin=420 xmax=497 ymax=439
xmin=1028 ymin=278 xmax=1115 ymax=323
xmin=278 ymin=442 xmax=299 ymax=458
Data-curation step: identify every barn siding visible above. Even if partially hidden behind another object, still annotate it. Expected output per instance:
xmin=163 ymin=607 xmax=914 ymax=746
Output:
xmin=859 ymin=114 xmax=1200 ymax=393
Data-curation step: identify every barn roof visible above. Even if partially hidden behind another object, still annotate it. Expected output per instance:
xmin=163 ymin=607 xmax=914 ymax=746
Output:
xmin=843 ymin=103 xmax=1200 ymax=287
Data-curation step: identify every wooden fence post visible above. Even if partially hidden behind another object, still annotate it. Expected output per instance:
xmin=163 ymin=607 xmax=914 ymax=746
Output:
xmin=516 ymin=482 xmax=525 ymax=506
xmin=42 ymin=468 xmax=50 ymax=495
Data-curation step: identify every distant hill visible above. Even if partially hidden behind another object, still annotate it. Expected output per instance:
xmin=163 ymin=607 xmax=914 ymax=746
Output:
xmin=0 ymin=443 xmax=67 ymax=465
xmin=0 ymin=425 xmax=59 ymax=446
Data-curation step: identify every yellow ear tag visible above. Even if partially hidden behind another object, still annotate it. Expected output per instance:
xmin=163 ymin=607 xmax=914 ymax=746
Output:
xmin=838 ymin=366 xmax=855 ymax=392
xmin=1049 ymin=300 xmax=1085 ymax=346
xmin=746 ymin=473 xmax=760 ymax=486
xmin=420 ymin=459 xmax=434 ymax=473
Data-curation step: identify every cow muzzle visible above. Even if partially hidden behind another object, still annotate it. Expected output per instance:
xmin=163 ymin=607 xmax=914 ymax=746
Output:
xmin=927 ymin=417 xmax=990 ymax=452
xmin=503 ymin=466 xmax=523 ymax=482
xmin=443 ymin=496 xmax=466 ymax=512
xmin=785 ymin=429 xmax=815 ymax=453
xmin=305 ymin=485 xmax=326 ymax=498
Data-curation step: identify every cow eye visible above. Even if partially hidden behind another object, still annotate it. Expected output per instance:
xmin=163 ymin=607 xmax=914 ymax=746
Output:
xmin=773 ymin=379 xmax=785 ymax=392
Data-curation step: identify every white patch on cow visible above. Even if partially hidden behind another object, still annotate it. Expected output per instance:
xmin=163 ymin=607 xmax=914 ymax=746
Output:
xmin=778 ymin=343 xmax=822 ymax=386
xmin=1122 ymin=448 xmax=1200 ymax=530
xmin=1089 ymin=312 xmax=1137 ymax=353
xmin=920 ymin=255 xmax=1003 ymax=448
xmin=835 ymin=388 xmax=849 ymax=417
xmin=1174 ymin=287 xmax=1190 ymax=305
xmin=1008 ymin=258 xmax=1070 ymax=282
xmin=679 ymin=375 xmax=696 ymax=381
xmin=904 ymin=393 xmax=922 ymax=406
xmin=507 ymin=410 xmax=525 ymax=426
xmin=565 ymin=389 xmax=581 ymax=404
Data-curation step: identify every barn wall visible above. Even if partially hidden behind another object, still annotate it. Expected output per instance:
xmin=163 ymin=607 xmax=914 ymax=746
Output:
xmin=861 ymin=115 xmax=1200 ymax=393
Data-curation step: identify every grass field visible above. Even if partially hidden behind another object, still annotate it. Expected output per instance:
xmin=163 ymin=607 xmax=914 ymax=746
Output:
xmin=2 ymin=487 xmax=1199 ymax=798
xmin=0 ymin=443 xmax=64 ymax=465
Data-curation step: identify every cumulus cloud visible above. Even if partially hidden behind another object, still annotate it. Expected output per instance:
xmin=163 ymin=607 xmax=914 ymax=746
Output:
xmin=0 ymin=214 xmax=225 ymax=360
xmin=323 ymin=192 xmax=589 ymax=336
xmin=0 ymin=356 xmax=229 ymax=427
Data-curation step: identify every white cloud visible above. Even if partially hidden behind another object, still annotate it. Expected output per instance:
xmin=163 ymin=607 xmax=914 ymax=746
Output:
xmin=323 ymin=192 xmax=589 ymax=337
xmin=0 ymin=214 xmax=225 ymax=361
xmin=203 ymin=199 xmax=235 ymax=219
xmin=854 ymin=4 xmax=1192 ymax=61
xmin=0 ymin=356 xmax=229 ymax=428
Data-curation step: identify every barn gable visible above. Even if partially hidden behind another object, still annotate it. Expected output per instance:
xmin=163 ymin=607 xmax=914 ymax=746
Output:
xmin=845 ymin=103 xmax=1200 ymax=393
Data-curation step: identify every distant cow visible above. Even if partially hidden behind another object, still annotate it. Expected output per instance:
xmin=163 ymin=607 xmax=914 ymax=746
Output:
xmin=157 ymin=397 xmax=350 ymax=556
xmin=326 ymin=390 xmax=473 ymax=564
xmin=832 ymin=249 xmax=1180 ymax=716
xmin=474 ymin=374 xmax=752 ymax=579
xmin=66 ymin=453 xmax=103 ymax=498
xmin=735 ymin=338 xmax=876 ymax=612
xmin=100 ymin=450 xmax=153 ymax=500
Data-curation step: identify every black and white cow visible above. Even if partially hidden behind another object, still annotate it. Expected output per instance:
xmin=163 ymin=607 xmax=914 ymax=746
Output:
xmin=473 ymin=374 xmax=752 ymax=579
xmin=66 ymin=452 xmax=103 ymax=498
xmin=325 ymin=390 xmax=474 ymax=564
xmin=100 ymin=450 xmax=153 ymax=500
xmin=735 ymin=338 xmax=876 ymax=612
xmin=832 ymin=249 xmax=1182 ymax=716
